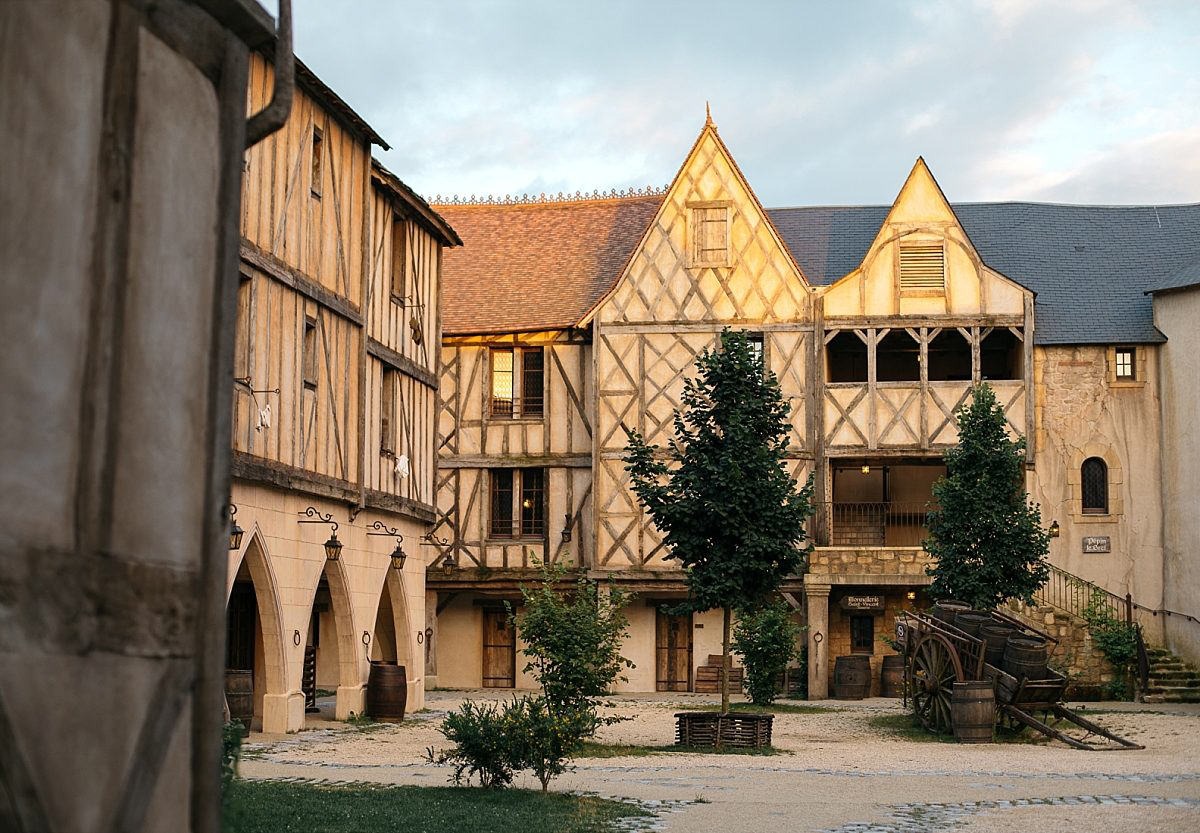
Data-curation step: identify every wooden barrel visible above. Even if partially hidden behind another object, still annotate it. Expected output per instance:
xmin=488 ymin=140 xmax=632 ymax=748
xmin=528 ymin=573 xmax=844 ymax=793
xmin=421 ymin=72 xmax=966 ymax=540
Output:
xmin=365 ymin=661 xmax=407 ymax=722
xmin=951 ymin=681 xmax=995 ymax=743
xmin=954 ymin=611 xmax=991 ymax=637
xmin=1003 ymin=636 xmax=1048 ymax=680
xmin=932 ymin=600 xmax=971 ymax=627
xmin=225 ymin=669 xmax=253 ymax=736
xmin=880 ymin=655 xmax=905 ymax=698
xmin=979 ymin=623 xmax=1015 ymax=667
xmin=833 ymin=655 xmax=872 ymax=700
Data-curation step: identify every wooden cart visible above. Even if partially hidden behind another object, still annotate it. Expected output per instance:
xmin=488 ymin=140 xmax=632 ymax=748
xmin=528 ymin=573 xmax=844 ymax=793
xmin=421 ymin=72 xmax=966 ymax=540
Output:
xmin=896 ymin=609 xmax=1143 ymax=750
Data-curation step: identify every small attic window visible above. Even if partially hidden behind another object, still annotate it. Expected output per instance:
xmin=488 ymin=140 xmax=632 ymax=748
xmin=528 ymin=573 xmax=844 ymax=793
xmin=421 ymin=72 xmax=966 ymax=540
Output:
xmin=899 ymin=242 xmax=945 ymax=294
xmin=689 ymin=203 xmax=729 ymax=267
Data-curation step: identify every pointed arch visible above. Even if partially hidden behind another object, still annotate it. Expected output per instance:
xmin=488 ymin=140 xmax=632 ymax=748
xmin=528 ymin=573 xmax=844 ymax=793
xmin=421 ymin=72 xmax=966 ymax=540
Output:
xmin=317 ymin=555 xmax=361 ymax=690
xmin=226 ymin=526 xmax=288 ymax=705
xmin=383 ymin=568 xmax=415 ymax=669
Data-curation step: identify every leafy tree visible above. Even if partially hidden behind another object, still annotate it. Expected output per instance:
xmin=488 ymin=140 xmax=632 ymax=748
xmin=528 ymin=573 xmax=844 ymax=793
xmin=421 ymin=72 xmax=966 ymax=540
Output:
xmin=624 ymin=329 xmax=813 ymax=714
xmin=732 ymin=600 xmax=804 ymax=706
xmin=515 ymin=562 xmax=633 ymax=734
xmin=924 ymin=383 xmax=1050 ymax=609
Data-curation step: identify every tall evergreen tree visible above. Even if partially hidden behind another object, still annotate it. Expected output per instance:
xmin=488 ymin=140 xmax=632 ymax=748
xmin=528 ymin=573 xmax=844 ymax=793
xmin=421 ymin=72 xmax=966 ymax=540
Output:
xmin=924 ymin=383 xmax=1050 ymax=609
xmin=624 ymin=329 xmax=813 ymax=714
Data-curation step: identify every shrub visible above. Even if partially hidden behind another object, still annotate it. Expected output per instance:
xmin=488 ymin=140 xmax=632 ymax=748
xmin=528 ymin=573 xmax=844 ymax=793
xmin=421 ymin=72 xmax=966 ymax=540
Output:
xmin=504 ymin=695 xmax=590 ymax=792
xmin=429 ymin=700 xmax=516 ymax=788
xmin=732 ymin=600 xmax=803 ymax=706
xmin=1081 ymin=589 xmax=1138 ymax=700
xmin=516 ymin=562 xmax=633 ymax=734
xmin=221 ymin=720 xmax=243 ymax=807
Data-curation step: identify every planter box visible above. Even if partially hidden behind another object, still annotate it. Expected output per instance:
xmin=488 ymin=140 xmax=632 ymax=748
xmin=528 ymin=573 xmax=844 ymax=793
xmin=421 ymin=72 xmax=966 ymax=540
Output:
xmin=674 ymin=711 xmax=773 ymax=748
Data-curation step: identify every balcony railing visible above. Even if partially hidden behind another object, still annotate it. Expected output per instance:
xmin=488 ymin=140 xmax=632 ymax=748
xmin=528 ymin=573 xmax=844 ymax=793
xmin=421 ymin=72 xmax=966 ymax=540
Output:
xmin=490 ymin=395 xmax=544 ymax=419
xmin=814 ymin=501 xmax=932 ymax=547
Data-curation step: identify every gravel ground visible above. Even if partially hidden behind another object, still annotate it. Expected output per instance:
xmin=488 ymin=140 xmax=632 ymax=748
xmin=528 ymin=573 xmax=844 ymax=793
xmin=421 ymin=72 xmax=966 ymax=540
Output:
xmin=240 ymin=691 xmax=1200 ymax=833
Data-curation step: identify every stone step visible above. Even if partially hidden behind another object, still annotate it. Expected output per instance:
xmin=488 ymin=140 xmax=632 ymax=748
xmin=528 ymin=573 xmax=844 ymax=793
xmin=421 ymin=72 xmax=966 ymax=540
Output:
xmin=1144 ymin=684 xmax=1200 ymax=697
xmin=1148 ymin=669 xmax=1200 ymax=682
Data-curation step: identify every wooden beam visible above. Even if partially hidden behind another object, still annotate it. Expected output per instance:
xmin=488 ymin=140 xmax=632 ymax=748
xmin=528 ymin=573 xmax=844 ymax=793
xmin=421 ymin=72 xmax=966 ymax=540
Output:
xmin=367 ymin=337 xmax=437 ymax=388
xmin=240 ymin=240 xmax=363 ymax=324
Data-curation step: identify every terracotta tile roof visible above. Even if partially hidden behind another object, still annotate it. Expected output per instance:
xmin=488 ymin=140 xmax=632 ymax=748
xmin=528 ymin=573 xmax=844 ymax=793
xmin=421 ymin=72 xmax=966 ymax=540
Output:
xmin=434 ymin=195 xmax=663 ymax=335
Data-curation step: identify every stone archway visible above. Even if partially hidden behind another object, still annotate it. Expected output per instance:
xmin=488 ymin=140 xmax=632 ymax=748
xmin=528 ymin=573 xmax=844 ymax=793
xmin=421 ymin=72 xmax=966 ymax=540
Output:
xmin=226 ymin=529 xmax=289 ymax=732
xmin=306 ymin=556 xmax=361 ymax=722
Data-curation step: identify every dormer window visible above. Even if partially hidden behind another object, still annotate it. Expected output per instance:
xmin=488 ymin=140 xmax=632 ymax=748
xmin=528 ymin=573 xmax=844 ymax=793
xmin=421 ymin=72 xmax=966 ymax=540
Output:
xmin=689 ymin=202 xmax=729 ymax=267
xmin=899 ymin=242 xmax=945 ymax=294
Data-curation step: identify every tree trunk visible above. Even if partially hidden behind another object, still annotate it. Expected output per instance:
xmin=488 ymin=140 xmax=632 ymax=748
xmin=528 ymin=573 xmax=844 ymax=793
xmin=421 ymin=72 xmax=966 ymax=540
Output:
xmin=720 ymin=605 xmax=731 ymax=715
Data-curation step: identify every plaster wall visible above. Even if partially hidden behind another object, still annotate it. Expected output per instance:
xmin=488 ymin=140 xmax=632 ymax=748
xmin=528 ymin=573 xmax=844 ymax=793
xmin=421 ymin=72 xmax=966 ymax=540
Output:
xmin=1154 ymin=288 xmax=1200 ymax=664
xmin=228 ymin=481 xmax=428 ymax=731
xmin=1031 ymin=345 xmax=1164 ymax=626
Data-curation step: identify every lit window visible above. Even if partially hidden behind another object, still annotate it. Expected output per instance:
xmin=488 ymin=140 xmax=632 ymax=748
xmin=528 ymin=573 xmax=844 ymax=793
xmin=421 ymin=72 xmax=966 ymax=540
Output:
xmin=490 ymin=468 xmax=546 ymax=538
xmin=490 ymin=347 xmax=544 ymax=418
xmin=1115 ymin=348 xmax=1135 ymax=380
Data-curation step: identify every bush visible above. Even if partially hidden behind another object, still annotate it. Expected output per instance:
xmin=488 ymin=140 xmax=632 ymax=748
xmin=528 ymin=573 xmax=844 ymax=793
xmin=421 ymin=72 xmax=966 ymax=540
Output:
xmin=221 ymin=720 xmax=243 ymax=808
xmin=430 ymin=696 xmax=589 ymax=792
xmin=429 ymin=700 xmax=516 ymax=788
xmin=1081 ymin=589 xmax=1138 ymax=700
xmin=516 ymin=562 xmax=633 ymax=734
xmin=504 ymin=695 xmax=590 ymax=792
xmin=732 ymin=601 xmax=803 ymax=706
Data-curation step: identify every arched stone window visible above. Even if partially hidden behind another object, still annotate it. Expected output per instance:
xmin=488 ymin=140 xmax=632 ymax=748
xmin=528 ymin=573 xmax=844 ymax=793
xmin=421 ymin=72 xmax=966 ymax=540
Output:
xmin=1081 ymin=457 xmax=1108 ymax=514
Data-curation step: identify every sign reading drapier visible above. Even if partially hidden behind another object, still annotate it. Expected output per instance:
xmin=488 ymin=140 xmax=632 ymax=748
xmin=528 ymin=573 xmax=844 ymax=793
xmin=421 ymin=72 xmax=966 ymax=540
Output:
xmin=1082 ymin=536 xmax=1111 ymax=553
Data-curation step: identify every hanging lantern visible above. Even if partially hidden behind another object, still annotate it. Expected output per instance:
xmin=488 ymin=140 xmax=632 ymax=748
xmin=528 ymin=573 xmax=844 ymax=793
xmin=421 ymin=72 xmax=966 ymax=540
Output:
xmin=228 ymin=504 xmax=244 ymax=551
xmin=390 ymin=540 xmax=407 ymax=571
xmin=323 ymin=531 xmax=343 ymax=561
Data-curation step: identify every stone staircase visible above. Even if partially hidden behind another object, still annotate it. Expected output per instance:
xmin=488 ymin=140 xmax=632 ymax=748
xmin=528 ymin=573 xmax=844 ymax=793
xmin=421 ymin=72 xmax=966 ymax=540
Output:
xmin=1142 ymin=647 xmax=1200 ymax=703
xmin=694 ymin=654 xmax=744 ymax=694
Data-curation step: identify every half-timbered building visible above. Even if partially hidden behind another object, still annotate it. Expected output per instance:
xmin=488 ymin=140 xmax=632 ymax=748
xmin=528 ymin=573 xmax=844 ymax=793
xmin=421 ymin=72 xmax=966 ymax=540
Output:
xmin=227 ymin=52 xmax=459 ymax=733
xmin=431 ymin=113 xmax=1200 ymax=696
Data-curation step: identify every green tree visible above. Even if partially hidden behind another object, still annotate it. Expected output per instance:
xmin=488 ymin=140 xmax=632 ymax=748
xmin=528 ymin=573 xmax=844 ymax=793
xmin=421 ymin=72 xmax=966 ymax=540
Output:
xmin=733 ymin=600 xmax=804 ymax=706
xmin=924 ymin=383 xmax=1050 ymax=609
xmin=515 ymin=562 xmax=633 ymax=734
xmin=624 ymin=329 xmax=813 ymax=714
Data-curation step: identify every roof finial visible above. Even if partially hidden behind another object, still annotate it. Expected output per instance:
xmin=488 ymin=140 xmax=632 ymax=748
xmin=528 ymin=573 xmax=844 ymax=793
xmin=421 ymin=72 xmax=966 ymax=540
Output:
xmin=705 ymin=101 xmax=714 ymax=128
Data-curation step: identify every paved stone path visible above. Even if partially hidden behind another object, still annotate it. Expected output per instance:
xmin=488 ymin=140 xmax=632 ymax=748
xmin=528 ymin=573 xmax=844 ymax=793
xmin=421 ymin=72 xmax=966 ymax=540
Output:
xmin=240 ymin=692 xmax=1200 ymax=832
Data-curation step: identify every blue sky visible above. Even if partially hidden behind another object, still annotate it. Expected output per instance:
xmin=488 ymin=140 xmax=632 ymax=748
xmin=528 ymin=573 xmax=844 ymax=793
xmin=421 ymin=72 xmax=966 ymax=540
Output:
xmin=284 ymin=0 xmax=1200 ymax=206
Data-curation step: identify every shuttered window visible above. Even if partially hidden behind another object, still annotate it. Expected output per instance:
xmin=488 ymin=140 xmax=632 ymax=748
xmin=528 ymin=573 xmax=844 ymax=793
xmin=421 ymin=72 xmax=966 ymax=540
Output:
xmin=899 ymin=243 xmax=945 ymax=293
xmin=380 ymin=368 xmax=397 ymax=454
xmin=390 ymin=212 xmax=407 ymax=302
xmin=691 ymin=206 xmax=728 ymax=266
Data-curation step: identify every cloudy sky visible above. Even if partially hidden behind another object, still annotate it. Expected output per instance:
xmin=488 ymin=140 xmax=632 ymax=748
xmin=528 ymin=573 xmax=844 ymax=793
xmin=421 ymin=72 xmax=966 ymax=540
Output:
xmin=283 ymin=0 xmax=1200 ymax=207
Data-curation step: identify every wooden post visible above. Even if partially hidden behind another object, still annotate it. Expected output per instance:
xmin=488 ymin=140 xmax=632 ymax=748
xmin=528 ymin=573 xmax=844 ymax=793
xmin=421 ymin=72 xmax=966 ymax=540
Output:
xmin=721 ymin=605 xmax=732 ymax=715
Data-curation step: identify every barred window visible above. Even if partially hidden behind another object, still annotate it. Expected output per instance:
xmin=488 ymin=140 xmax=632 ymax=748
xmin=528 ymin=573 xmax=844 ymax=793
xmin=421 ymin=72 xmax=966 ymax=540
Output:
xmin=489 ymin=468 xmax=546 ymax=538
xmin=1081 ymin=457 xmax=1108 ymax=514
xmin=490 ymin=347 xmax=544 ymax=418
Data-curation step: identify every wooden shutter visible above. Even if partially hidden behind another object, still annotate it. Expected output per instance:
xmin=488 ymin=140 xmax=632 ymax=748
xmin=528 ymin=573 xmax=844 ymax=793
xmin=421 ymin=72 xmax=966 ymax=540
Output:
xmin=691 ymin=206 xmax=728 ymax=266
xmin=899 ymin=243 xmax=944 ymax=293
xmin=390 ymin=213 xmax=407 ymax=300
xmin=381 ymin=368 xmax=396 ymax=454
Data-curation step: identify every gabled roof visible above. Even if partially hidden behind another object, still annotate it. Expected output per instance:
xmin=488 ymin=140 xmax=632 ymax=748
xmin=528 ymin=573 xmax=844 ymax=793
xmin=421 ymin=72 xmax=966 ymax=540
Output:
xmin=433 ymin=195 xmax=663 ymax=335
xmin=769 ymin=202 xmax=1200 ymax=344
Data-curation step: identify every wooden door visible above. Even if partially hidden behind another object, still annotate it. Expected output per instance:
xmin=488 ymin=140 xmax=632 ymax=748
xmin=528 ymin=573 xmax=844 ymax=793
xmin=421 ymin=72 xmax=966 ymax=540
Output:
xmin=656 ymin=609 xmax=693 ymax=692
xmin=225 ymin=581 xmax=257 ymax=671
xmin=482 ymin=608 xmax=515 ymax=688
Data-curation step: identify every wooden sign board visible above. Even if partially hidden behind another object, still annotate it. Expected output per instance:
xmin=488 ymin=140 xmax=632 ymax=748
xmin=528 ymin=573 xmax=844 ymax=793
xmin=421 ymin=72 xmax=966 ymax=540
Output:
xmin=841 ymin=594 xmax=884 ymax=612
xmin=1083 ymin=536 xmax=1111 ymax=553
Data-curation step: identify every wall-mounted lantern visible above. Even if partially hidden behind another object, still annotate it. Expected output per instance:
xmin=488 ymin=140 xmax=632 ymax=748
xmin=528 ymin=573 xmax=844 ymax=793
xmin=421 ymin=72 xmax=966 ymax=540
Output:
xmin=420 ymin=530 xmax=456 ymax=572
xmin=298 ymin=506 xmax=342 ymax=561
xmin=561 ymin=513 xmax=573 ymax=544
xmin=1049 ymin=520 xmax=1061 ymax=538
xmin=369 ymin=521 xmax=407 ymax=571
xmin=228 ymin=503 xmax=245 ymax=551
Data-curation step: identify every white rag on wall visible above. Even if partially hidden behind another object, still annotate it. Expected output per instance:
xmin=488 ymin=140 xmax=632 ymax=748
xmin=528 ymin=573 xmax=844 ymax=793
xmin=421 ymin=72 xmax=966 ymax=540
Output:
xmin=394 ymin=454 xmax=410 ymax=479
xmin=255 ymin=403 xmax=271 ymax=432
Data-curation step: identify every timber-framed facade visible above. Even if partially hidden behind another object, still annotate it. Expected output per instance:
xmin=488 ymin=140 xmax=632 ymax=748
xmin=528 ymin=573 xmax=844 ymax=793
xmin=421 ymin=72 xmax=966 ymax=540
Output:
xmin=226 ymin=52 xmax=460 ymax=733
xmin=431 ymin=115 xmax=1200 ymax=695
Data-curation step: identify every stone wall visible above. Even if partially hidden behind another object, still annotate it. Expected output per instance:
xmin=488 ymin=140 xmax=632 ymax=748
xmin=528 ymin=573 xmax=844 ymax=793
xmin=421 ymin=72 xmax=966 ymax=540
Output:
xmin=808 ymin=547 xmax=933 ymax=579
xmin=1005 ymin=601 xmax=1119 ymax=699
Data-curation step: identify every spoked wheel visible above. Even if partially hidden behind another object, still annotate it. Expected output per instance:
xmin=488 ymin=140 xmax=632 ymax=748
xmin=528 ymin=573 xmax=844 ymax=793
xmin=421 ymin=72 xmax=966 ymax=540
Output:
xmin=910 ymin=634 xmax=963 ymax=734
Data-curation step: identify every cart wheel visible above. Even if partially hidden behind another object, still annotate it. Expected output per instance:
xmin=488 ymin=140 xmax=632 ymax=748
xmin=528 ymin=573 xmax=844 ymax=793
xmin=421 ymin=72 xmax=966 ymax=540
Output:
xmin=910 ymin=634 xmax=963 ymax=734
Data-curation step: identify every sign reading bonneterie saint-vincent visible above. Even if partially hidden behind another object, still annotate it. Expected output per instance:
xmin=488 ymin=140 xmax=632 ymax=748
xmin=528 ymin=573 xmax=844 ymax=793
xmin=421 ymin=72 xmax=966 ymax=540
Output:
xmin=841 ymin=595 xmax=884 ymax=611
xmin=1083 ymin=536 xmax=1111 ymax=553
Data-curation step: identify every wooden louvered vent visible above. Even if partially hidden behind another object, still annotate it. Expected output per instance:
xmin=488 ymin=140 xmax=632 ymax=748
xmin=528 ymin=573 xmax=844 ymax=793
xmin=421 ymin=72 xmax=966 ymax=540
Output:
xmin=899 ymin=243 xmax=945 ymax=293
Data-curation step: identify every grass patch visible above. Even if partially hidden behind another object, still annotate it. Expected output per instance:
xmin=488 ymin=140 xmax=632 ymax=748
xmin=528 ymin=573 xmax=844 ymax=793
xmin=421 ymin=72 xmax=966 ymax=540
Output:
xmin=577 ymin=741 xmax=784 ymax=758
xmin=683 ymin=702 xmax=839 ymax=715
xmin=224 ymin=780 xmax=648 ymax=833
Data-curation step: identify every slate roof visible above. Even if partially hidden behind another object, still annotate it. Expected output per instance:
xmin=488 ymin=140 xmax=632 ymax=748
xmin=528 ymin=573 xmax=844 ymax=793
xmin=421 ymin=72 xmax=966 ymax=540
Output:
xmin=1145 ymin=256 xmax=1200 ymax=295
xmin=434 ymin=196 xmax=663 ymax=335
xmin=769 ymin=202 xmax=1200 ymax=345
